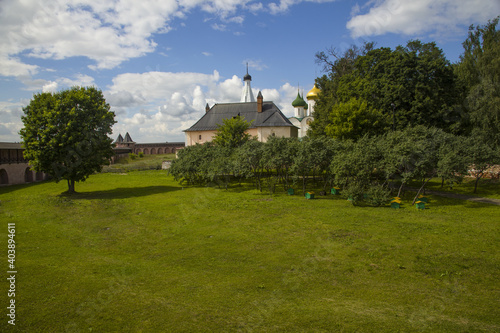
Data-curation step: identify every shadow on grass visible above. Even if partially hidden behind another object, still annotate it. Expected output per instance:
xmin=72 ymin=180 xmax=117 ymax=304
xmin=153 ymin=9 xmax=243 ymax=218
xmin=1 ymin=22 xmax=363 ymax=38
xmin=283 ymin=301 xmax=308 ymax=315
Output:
xmin=0 ymin=179 xmax=53 ymax=195
xmin=59 ymin=185 xmax=179 ymax=200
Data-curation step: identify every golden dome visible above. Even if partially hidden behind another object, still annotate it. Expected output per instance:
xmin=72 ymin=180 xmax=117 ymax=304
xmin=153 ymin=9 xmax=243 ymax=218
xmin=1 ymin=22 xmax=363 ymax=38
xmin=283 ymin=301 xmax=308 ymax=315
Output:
xmin=306 ymin=84 xmax=321 ymax=100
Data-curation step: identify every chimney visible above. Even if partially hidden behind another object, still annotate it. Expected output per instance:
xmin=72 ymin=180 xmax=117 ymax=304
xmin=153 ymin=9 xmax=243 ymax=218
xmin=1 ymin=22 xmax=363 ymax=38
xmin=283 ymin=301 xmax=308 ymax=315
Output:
xmin=205 ymin=103 xmax=210 ymax=113
xmin=257 ymin=91 xmax=263 ymax=113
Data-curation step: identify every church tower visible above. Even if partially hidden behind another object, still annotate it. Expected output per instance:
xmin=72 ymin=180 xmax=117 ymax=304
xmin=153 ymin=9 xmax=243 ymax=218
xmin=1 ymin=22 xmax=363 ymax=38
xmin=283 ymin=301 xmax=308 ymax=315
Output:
xmin=292 ymin=90 xmax=307 ymax=118
xmin=288 ymin=84 xmax=320 ymax=138
xmin=306 ymin=84 xmax=320 ymax=116
xmin=240 ymin=64 xmax=255 ymax=102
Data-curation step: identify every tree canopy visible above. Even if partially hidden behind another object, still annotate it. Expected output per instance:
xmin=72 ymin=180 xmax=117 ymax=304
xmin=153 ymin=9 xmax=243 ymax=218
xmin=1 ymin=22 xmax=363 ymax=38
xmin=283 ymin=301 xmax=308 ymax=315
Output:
xmin=20 ymin=86 xmax=116 ymax=193
xmin=456 ymin=16 xmax=500 ymax=146
xmin=309 ymin=42 xmax=374 ymax=137
xmin=311 ymin=40 xmax=463 ymax=138
xmin=212 ymin=115 xmax=253 ymax=148
xmin=325 ymin=98 xmax=388 ymax=140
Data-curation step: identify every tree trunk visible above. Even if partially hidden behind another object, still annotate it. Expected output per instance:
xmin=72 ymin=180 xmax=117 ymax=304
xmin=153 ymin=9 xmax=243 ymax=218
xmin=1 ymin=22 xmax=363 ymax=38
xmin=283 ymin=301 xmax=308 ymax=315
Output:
xmin=67 ymin=179 xmax=75 ymax=193
xmin=397 ymin=182 xmax=404 ymax=198
xmin=474 ymin=173 xmax=483 ymax=194
xmin=412 ymin=177 xmax=432 ymax=205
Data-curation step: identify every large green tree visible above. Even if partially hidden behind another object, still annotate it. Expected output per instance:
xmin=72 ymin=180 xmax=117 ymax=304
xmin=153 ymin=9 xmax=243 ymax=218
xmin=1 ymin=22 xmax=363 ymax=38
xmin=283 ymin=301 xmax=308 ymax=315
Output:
xmin=456 ymin=16 xmax=500 ymax=146
xmin=309 ymin=42 xmax=375 ymax=137
xmin=338 ymin=41 xmax=460 ymax=132
xmin=20 ymin=86 xmax=116 ymax=193
xmin=312 ymin=41 xmax=463 ymax=138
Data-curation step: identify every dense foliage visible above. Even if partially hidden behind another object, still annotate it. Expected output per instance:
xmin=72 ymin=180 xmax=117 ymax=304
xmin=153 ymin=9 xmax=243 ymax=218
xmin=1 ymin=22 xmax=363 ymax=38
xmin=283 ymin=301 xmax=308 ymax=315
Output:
xmin=169 ymin=127 xmax=499 ymax=204
xmin=20 ymin=86 xmax=116 ymax=193
xmin=311 ymin=40 xmax=462 ymax=139
xmin=455 ymin=17 xmax=500 ymax=146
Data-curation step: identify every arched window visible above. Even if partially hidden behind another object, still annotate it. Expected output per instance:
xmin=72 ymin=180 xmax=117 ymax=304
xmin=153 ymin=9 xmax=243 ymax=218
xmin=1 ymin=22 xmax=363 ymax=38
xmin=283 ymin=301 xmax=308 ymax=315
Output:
xmin=151 ymin=148 xmax=156 ymax=154
xmin=143 ymin=148 xmax=149 ymax=154
xmin=157 ymin=148 xmax=163 ymax=154
xmin=0 ymin=169 xmax=8 ymax=185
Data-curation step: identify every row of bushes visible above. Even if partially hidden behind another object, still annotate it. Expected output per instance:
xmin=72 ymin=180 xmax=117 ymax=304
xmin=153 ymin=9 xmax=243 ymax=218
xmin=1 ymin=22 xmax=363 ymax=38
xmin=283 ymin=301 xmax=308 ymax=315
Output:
xmin=169 ymin=126 xmax=499 ymax=205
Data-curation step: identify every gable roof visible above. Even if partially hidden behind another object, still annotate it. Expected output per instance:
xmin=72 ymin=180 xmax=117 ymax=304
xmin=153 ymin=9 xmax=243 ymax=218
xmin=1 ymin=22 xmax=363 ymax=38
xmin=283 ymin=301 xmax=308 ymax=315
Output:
xmin=124 ymin=132 xmax=134 ymax=143
xmin=115 ymin=134 xmax=124 ymax=143
xmin=185 ymin=101 xmax=297 ymax=132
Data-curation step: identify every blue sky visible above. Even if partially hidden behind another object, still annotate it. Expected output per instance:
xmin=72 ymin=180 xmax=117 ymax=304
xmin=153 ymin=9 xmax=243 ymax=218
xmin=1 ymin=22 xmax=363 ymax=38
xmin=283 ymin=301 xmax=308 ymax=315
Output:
xmin=1 ymin=0 xmax=498 ymax=143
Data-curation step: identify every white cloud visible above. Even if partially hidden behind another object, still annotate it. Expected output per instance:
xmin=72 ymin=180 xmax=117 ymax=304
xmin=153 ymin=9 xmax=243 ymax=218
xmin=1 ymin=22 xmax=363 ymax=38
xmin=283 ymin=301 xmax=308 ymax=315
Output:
xmin=105 ymin=70 xmax=224 ymax=141
xmin=0 ymin=0 xmax=243 ymax=76
xmin=42 ymin=82 xmax=59 ymax=93
xmin=244 ymin=59 xmax=268 ymax=71
xmin=0 ymin=0 xmax=175 ymax=75
xmin=58 ymin=74 xmax=96 ymax=88
xmin=269 ymin=0 xmax=298 ymax=14
xmin=107 ymin=71 xmax=220 ymax=103
xmin=248 ymin=2 xmax=264 ymax=13
xmin=0 ymin=56 xmax=39 ymax=77
xmin=212 ymin=23 xmax=227 ymax=31
xmin=347 ymin=0 xmax=500 ymax=38
xmin=25 ymin=73 xmax=96 ymax=93
xmin=268 ymin=0 xmax=337 ymax=15
xmin=0 ymin=101 xmax=25 ymax=142
xmin=225 ymin=15 xmax=245 ymax=24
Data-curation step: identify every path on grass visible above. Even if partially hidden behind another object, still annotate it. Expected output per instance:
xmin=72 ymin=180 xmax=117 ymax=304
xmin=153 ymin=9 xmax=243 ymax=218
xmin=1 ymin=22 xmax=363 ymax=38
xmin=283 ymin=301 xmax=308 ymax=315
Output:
xmin=412 ymin=188 xmax=500 ymax=206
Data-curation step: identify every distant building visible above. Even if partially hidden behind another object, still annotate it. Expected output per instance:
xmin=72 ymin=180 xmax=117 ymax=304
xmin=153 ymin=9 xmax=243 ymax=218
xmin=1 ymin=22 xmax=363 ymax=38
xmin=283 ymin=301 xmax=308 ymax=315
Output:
xmin=184 ymin=70 xmax=306 ymax=146
xmin=288 ymin=84 xmax=320 ymax=138
xmin=0 ymin=142 xmax=48 ymax=186
xmin=113 ymin=132 xmax=184 ymax=162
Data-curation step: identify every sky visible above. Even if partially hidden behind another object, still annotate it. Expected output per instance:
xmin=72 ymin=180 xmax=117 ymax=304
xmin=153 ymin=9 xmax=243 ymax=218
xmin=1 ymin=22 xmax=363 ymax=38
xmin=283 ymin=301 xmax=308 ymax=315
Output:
xmin=1 ymin=0 xmax=499 ymax=143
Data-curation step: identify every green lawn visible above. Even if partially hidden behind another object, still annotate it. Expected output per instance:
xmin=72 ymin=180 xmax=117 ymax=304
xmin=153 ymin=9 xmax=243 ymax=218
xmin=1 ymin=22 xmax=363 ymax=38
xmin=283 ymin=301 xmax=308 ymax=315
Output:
xmin=1 ymin=171 xmax=499 ymax=332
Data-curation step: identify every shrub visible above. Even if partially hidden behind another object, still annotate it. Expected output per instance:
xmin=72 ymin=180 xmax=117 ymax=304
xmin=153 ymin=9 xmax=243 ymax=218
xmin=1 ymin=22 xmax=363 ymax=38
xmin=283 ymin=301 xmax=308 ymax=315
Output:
xmin=342 ymin=182 xmax=365 ymax=205
xmin=366 ymin=183 xmax=392 ymax=207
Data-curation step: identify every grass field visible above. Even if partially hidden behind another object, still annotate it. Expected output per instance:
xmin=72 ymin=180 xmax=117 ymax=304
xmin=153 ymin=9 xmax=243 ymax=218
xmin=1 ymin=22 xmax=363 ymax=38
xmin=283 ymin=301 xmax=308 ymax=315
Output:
xmin=1 ymin=170 xmax=499 ymax=332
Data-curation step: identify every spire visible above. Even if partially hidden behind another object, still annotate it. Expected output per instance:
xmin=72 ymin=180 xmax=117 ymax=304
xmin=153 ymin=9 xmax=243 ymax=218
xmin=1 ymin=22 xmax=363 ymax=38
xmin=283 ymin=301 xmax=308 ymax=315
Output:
xmin=240 ymin=64 xmax=255 ymax=102
xmin=243 ymin=63 xmax=252 ymax=81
